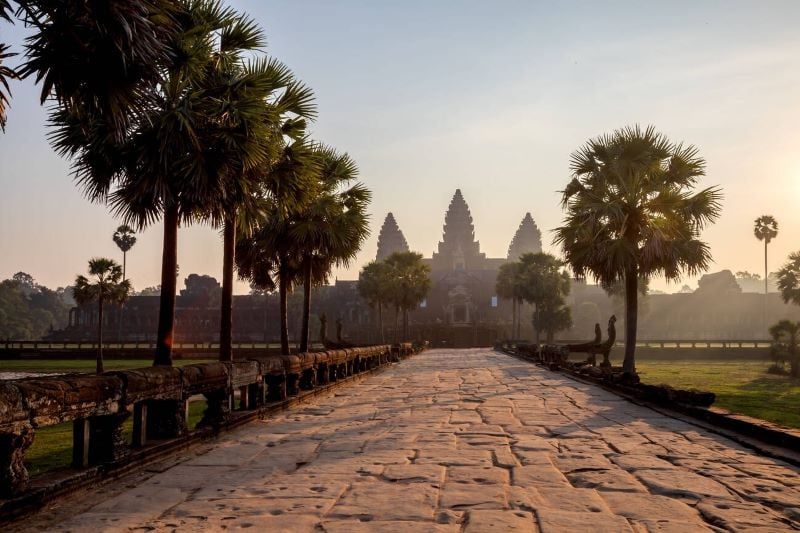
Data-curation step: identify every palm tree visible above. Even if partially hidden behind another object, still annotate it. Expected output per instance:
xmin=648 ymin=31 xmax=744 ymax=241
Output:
xmin=293 ymin=146 xmax=371 ymax=352
xmin=496 ymin=262 xmax=523 ymax=339
xmin=754 ymin=216 xmax=778 ymax=327
xmin=358 ymin=261 xmax=394 ymax=343
xmin=15 ymin=0 xmax=177 ymax=139
xmin=554 ymin=125 xmax=722 ymax=377
xmin=50 ymin=1 xmax=274 ymax=366
xmin=385 ymin=251 xmax=431 ymax=341
xmin=193 ymin=23 xmax=315 ymax=363
xmin=776 ymin=252 xmax=800 ymax=306
xmin=73 ymin=258 xmax=131 ymax=374
xmin=0 ymin=0 xmax=17 ymax=132
xmin=235 ymin=140 xmax=319 ymax=354
xmin=112 ymin=225 xmax=137 ymax=280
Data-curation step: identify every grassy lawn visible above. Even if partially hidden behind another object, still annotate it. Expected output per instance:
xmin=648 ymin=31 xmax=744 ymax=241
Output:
xmin=0 ymin=358 xmax=206 ymax=374
xmin=0 ymin=358 xmax=211 ymax=477
xmin=637 ymin=360 xmax=800 ymax=430
xmin=25 ymin=399 xmax=208 ymax=476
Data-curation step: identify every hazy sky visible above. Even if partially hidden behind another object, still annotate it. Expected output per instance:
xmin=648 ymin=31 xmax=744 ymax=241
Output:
xmin=2 ymin=1 xmax=800 ymax=294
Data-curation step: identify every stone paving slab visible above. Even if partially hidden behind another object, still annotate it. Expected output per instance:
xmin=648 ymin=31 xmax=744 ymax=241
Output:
xmin=22 ymin=348 xmax=800 ymax=532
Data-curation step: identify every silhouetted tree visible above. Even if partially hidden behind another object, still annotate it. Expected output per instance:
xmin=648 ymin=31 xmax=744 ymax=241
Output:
xmin=112 ymin=225 xmax=136 ymax=280
xmin=517 ymin=253 xmax=572 ymax=342
xmin=294 ymin=146 xmax=370 ymax=352
xmin=385 ymin=252 xmax=431 ymax=341
xmin=769 ymin=320 xmax=799 ymax=378
xmin=358 ymin=261 xmax=394 ymax=343
xmin=73 ymin=258 xmax=131 ymax=373
xmin=555 ymin=125 xmax=722 ymax=377
xmin=754 ymin=216 xmax=778 ymax=295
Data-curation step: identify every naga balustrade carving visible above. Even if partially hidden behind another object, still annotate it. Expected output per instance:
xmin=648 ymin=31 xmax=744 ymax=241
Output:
xmin=0 ymin=343 xmax=419 ymax=499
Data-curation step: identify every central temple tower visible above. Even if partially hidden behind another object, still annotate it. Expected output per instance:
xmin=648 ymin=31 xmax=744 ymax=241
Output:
xmin=430 ymin=189 xmax=487 ymax=271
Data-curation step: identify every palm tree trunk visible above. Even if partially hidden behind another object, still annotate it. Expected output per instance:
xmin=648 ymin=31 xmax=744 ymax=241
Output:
xmin=511 ymin=297 xmax=517 ymax=339
xmin=764 ymin=240 xmax=769 ymax=331
xmin=300 ymin=258 xmax=312 ymax=352
xmin=623 ymin=267 xmax=638 ymax=376
xmin=155 ymin=202 xmax=179 ymax=366
xmin=403 ymin=308 xmax=409 ymax=341
xmin=97 ymin=297 xmax=104 ymax=374
xmin=219 ymin=216 xmax=235 ymax=362
xmin=393 ymin=307 xmax=399 ymax=343
xmin=118 ymin=250 xmax=126 ymax=342
xmin=378 ymin=302 xmax=384 ymax=343
xmin=279 ymin=266 xmax=290 ymax=354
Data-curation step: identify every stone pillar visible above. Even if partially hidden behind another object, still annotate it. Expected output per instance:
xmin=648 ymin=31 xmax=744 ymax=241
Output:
xmin=0 ymin=424 xmax=34 ymax=498
xmin=146 ymin=399 xmax=188 ymax=439
xmin=73 ymin=418 xmax=90 ymax=468
xmin=132 ymin=402 xmax=147 ymax=447
xmin=89 ymin=412 xmax=131 ymax=464
xmin=266 ymin=374 xmax=287 ymax=402
xmin=197 ymin=389 xmax=231 ymax=429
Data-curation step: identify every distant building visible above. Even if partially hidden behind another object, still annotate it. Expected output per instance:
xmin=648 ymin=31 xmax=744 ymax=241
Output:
xmin=375 ymin=212 xmax=409 ymax=261
xmin=51 ymin=189 xmax=800 ymax=345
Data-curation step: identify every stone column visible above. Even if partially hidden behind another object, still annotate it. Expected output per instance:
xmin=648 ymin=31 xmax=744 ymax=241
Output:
xmin=0 ymin=423 xmax=34 ymax=498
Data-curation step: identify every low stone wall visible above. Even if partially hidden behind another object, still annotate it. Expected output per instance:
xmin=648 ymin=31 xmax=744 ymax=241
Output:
xmin=0 ymin=343 xmax=418 ymax=503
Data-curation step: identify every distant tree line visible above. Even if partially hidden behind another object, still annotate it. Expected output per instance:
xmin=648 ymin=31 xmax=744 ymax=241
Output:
xmin=0 ymin=272 xmax=71 ymax=340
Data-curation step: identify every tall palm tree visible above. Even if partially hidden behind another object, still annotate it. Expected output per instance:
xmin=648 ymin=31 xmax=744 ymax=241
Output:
xmin=50 ymin=1 xmax=273 ymax=366
xmin=358 ymin=260 xmax=394 ymax=343
xmin=15 ymin=0 xmax=178 ymax=139
xmin=188 ymin=17 xmax=316 ymax=362
xmin=555 ymin=125 xmax=722 ymax=377
xmin=385 ymin=251 xmax=431 ymax=341
xmin=73 ymin=258 xmax=131 ymax=374
xmin=0 ymin=0 xmax=17 ymax=132
xmin=112 ymin=225 xmax=137 ymax=281
xmin=293 ymin=146 xmax=370 ymax=352
xmin=235 ymin=140 xmax=318 ymax=354
xmin=754 ymin=215 xmax=778 ymax=296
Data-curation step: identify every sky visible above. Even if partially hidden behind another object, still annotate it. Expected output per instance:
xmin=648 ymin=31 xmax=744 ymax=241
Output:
xmin=2 ymin=1 xmax=800 ymax=294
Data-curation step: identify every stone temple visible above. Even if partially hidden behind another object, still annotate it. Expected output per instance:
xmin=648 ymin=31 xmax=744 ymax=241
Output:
xmin=375 ymin=189 xmax=542 ymax=345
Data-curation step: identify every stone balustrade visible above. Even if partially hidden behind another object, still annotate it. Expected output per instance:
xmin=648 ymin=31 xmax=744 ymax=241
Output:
xmin=0 ymin=343 xmax=418 ymax=499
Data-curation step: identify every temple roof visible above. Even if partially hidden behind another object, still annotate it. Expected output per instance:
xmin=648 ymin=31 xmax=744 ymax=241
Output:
xmin=376 ymin=212 xmax=409 ymax=261
xmin=507 ymin=212 xmax=543 ymax=260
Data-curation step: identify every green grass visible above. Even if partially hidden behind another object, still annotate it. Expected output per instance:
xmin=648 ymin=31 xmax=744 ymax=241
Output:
xmin=637 ymin=360 xmax=800 ymax=430
xmin=1 ymin=358 xmax=219 ymax=476
xmin=25 ymin=399 xmax=208 ymax=476
xmin=0 ymin=358 xmax=206 ymax=373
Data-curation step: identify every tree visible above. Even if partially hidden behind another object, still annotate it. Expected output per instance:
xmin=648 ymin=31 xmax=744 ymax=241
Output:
xmin=235 ymin=140 xmax=319 ymax=354
xmin=293 ymin=146 xmax=371 ymax=352
xmin=517 ymin=252 xmax=572 ymax=342
xmin=736 ymin=271 xmax=761 ymax=281
xmin=112 ymin=225 xmax=137 ymax=280
xmin=358 ymin=261 xmax=394 ymax=343
xmin=385 ymin=252 xmax=431 ymax=341
xmin=777 ymin=252 xmax=800 ymax=306
xmin=49 ymin=1 xmax=279 ymax=366
xmin=73 ymin=258 xmax=131 ymax=374
xmin=0 ymin=0 xmax=17 ymax=132
xmin=11 ymin=0 xmax=177 ymax=139
xmin=554 ymin=125 xmax=722 ymax=377
xmin=769 ymin=320 xmax=799 ymax=378
xmin=754 ymin=216 xmax=778 ymax=295
xmin=496 ymin=262 xmax=523 ymax=339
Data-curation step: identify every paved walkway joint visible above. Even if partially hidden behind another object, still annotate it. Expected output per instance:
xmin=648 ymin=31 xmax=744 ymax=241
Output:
xmin=29 ymin=349 xmax=800 ymax=531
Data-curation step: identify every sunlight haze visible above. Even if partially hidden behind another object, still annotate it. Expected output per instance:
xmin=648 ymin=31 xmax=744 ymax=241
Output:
xmin=2 ymin=0 xmax=799 ymax=293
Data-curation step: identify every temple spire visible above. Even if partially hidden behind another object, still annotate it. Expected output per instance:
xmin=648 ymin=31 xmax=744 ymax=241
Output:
xmin=376 ymin=212 xmax=409 ymax=260
xmin=431 ymin=189 xmax=484 ymax=269
xmin=507 ymin=212 xmax=543 ymax=260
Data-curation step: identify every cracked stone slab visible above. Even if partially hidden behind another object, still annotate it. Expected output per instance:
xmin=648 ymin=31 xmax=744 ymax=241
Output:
xmin=26 ymin=348 xmax=800 ymax=532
